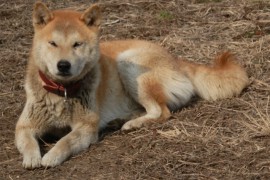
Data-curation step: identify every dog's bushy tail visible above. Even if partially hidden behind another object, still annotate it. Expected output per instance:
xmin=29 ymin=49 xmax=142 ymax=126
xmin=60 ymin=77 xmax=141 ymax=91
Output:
xmin=179 ymin=52 xmax=249 ymax=101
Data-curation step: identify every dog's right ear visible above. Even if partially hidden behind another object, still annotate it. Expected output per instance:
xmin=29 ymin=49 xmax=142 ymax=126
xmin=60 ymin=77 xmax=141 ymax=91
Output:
xmin=33 ymin=2 xmax=53 ymax=28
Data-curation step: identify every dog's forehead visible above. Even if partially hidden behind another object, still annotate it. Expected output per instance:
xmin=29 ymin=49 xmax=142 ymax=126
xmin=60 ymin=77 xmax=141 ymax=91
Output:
xmin=51 ymin=29 xmax=81 ymax=42
xmin=53 ymin=14 xmax=81 ymax=31
xmin=51 ymin=11 xmax=83 ymax=30
xmin=52 ymin=20 xmax=82 ymax=37
xmin=53 ymin=10 xmax=82 ymax=21
xmin=48 ymin=11 xmax=86 ymax=41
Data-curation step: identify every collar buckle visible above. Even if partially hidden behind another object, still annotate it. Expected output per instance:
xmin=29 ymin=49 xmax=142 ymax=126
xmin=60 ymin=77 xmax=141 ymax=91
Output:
xmin=38 ymin=70 xmax=81 ymax=97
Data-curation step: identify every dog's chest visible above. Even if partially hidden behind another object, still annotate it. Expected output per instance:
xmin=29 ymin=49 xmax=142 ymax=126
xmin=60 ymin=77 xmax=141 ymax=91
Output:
xmin=33 ymin=94 xmax=72 ymax=128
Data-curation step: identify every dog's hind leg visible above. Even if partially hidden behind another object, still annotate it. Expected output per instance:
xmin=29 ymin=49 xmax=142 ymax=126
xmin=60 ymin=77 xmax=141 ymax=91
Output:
xmin=121 ymin=77 xmax=171 ymax=131
xmin=121 ymin=101 xmax=170 ymax=131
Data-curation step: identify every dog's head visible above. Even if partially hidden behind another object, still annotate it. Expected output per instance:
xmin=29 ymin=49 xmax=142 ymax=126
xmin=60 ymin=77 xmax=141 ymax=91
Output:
xmin=32 ymin=2 xmax=101 ymax=83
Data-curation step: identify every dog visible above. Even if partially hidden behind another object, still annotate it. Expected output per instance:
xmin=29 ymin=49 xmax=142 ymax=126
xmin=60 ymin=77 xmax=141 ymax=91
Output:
xmin=15 ymin=2 xmax=249 ymax=169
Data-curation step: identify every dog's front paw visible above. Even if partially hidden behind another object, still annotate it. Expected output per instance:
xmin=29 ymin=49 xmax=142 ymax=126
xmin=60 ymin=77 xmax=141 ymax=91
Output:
xmin=22 ymin=152 xmax=42 ymax=169
xmin=41 ymin=151 xmax=66 ymax=167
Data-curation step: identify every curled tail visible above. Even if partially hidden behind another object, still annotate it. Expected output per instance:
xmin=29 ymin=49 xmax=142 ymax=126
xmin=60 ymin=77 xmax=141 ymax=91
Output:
xmin=180 ymin=52 xmax=249 ymax=101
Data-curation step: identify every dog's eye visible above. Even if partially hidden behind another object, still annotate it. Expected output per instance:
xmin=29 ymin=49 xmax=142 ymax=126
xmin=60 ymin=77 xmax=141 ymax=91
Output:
xmin=48 ymin=41 xmax=57 ymax=47
xmin=73 ymin=42 xmax=83 ymax=48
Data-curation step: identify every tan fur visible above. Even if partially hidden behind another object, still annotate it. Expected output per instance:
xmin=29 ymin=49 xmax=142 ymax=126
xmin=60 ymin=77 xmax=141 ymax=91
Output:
xmin=15 ymin=3 xmax=249 ymax=169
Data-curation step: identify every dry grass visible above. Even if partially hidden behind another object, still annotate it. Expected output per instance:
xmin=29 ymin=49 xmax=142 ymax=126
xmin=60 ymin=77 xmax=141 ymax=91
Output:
xmin=0 ymin=0 xmax=270 ymax=179
xmin=241 ymin=96 xmax=270 ymax=138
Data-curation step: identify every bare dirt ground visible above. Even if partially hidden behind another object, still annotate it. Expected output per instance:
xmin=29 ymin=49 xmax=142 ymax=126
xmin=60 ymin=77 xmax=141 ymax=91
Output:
xmin=0 ymin=0 xmax=270 ymax=179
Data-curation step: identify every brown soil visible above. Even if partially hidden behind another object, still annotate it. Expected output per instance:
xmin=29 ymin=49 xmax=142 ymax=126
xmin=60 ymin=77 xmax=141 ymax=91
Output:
xmin=0 ymin=0 xmax=269 ymax=179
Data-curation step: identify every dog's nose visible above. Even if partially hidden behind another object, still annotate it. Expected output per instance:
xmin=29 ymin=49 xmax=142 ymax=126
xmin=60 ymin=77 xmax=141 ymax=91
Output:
xmin=57 ymin=60 xmax=71 ymax=73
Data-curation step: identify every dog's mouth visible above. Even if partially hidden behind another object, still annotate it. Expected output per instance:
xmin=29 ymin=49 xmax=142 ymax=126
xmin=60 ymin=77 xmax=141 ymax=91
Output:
xmin=57 ymin=72 xmax=72 ymax=77
xmin=54 ymin=72 xmax=74 ymax=83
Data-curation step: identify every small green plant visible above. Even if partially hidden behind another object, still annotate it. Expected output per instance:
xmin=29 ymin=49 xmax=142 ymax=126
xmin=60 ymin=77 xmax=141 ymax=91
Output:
xmin=158 ymin=11 xmax=174 ymax=20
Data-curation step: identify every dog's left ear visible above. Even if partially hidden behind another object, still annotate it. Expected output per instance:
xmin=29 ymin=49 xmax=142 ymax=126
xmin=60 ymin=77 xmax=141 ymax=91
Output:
xmin=80 ymin=4 xmax=101 ymax=27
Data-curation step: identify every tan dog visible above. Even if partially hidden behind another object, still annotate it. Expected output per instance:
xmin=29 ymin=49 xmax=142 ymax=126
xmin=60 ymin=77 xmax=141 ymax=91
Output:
xmin=15 ymin=2 xmax=249 ymax=169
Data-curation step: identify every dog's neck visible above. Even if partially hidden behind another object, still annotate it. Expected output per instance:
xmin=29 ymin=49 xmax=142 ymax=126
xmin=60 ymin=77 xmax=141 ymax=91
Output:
xmin=38 ymin=70 xmax=81 ymax=97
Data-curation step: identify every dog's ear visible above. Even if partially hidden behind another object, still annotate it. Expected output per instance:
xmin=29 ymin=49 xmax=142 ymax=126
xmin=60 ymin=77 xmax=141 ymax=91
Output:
xmin=80 ymin=4 xmax=101 ymax=27
xmin=33 ymin=2 xmax=53 ymax=27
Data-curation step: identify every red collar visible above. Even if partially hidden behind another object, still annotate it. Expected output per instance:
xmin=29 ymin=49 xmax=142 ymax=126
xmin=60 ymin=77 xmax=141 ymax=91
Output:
xmin=38 ymin=70 xmax=81 ymax=97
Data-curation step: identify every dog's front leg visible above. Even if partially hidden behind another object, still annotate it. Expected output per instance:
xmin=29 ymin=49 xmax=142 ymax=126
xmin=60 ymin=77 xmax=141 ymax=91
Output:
xmin=41 ymin=113 xmax=99 ymax=167
xmin=15 ymin=105 xmax=42 ymax=169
